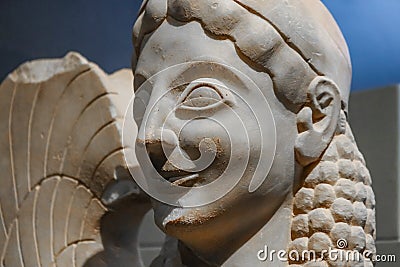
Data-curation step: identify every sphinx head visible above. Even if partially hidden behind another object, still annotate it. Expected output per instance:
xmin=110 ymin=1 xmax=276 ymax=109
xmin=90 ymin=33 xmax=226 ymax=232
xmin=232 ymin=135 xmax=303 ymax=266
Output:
xmin=131 ymin=0 xmax=356 ymax=259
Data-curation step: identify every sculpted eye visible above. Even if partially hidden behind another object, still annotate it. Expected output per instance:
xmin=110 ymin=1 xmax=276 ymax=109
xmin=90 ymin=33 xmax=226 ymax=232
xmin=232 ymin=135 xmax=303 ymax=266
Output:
xmin=183 ymin=85 xmax=222 ymax=108
xmin=177 ymin=78 xmax=235 ymax=111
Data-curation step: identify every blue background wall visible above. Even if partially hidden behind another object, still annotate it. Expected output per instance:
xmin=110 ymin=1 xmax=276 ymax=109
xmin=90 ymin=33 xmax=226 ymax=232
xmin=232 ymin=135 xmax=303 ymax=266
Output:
xmin=1 ymin=0 xmax=399 ymax=91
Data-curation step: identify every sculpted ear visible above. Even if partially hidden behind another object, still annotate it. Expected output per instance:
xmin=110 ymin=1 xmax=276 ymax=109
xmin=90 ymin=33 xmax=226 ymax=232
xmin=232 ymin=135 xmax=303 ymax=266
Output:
xmin=295 ymin=77 xmax=342 ymax=166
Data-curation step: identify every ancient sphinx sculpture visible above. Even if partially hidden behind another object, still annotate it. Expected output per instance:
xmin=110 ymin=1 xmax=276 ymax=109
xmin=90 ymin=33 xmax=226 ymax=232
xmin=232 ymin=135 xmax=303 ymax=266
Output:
xmin=0 ymin=0 xmax=376 ymax=267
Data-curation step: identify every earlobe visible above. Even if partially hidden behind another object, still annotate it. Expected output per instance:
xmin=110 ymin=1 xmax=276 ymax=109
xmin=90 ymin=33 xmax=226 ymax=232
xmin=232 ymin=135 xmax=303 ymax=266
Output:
xmin=295 ymin=77 xmax=342 ymax=166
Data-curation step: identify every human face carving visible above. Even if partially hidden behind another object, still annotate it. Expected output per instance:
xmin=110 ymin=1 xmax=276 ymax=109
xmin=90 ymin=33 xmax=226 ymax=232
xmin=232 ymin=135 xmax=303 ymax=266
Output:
xmin=132 ymin=19 xmax=299 ymax=242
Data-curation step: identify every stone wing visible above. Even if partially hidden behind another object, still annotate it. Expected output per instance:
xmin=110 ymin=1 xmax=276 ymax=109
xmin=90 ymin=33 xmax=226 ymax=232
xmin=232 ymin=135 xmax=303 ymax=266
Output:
xmin=0 ymin=53 xmax=135 ymax=267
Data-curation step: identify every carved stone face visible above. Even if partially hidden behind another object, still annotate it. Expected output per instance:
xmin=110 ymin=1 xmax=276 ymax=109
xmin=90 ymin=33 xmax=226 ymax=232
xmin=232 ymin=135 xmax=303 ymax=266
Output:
xmin=134 ymin=19 xmax=300 ymax=245
xmin=130 ymin=2 xmax=376 ymax=265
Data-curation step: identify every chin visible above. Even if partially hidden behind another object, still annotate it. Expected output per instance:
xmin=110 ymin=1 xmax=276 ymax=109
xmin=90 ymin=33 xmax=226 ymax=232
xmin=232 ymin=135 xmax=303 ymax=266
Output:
xmin=152 ymin=199 xmax=222 ymax=235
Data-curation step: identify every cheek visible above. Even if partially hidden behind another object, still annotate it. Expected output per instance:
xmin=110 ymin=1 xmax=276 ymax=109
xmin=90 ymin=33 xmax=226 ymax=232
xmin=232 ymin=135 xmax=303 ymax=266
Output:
xmin=176 ymin=114 xmax=264 ymax=174
xmin=259 ymin=113 xmax=297 ymax=193
xmin=177 ymin=118 xmax=231 ymax=156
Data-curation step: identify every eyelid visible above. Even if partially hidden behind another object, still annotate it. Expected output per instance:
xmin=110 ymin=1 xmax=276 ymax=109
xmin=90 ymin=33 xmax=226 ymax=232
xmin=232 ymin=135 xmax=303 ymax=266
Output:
xmin=177 ymin=83 xmax=220 ymax=103
xmin=177 ymin=78 xmax=235 ymax=111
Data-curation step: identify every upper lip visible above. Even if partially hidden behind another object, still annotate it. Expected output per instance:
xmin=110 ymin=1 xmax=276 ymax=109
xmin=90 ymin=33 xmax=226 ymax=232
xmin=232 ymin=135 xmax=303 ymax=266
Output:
xmin=156 ymin=159 xmax=201 ymax=186
xmin=170 ymin=174 xmax=200 ymax=186
xmin=146 ymin=142 xmax=202 ymax=187
xmin=159 ymin=169 xmax=193 ymax=181
xmin=158 ymin=167 xmax=201 ymax=186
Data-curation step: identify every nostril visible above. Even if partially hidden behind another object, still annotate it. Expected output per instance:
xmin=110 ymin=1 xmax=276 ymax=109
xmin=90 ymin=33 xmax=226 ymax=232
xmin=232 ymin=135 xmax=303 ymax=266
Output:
xmin=145 ymin=141 xmax=168 ymax=172
xmin=143 ymin=129 xmax=178 ymax=169
xmin=144 ymin=140 xmax=198 ymax=181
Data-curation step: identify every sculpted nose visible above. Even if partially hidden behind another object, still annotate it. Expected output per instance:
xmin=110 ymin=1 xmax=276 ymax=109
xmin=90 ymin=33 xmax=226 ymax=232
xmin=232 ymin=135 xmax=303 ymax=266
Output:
xmin=142 ymin=118 xmax=177 ymax=146
xmin=143 ymin=128 xmax=178 ymax=172
xmin=136 ymin=103 xmax=165 ymax=144
xmin=135 ymin=100 xmax=198 ymax=173
xmin=135 ymin=93 xmax=180 ymax=167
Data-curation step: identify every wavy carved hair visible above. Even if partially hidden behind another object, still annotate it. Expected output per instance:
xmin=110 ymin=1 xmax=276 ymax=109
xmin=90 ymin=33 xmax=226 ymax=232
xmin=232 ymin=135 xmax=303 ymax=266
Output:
xmin=133 ymin=0 xmax=352 ymax=113
xmin=133 ymin=1 xmax=376 ymax=266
